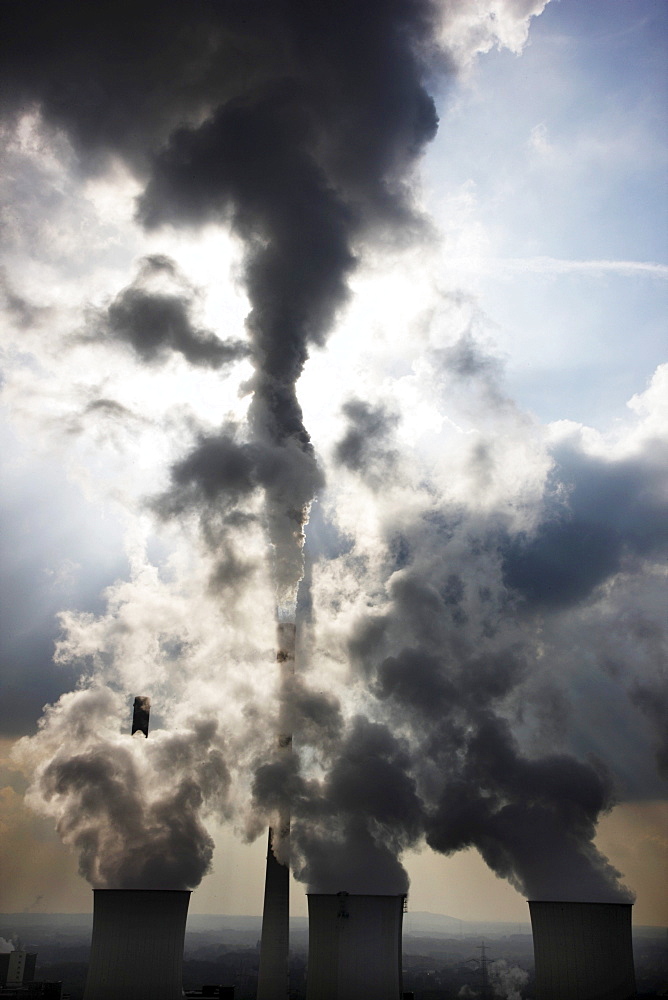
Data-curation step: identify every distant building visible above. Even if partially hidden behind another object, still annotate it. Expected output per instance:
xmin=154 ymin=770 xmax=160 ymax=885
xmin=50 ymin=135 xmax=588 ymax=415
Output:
xmin=0 ymin=950 xmax=37 ymax=987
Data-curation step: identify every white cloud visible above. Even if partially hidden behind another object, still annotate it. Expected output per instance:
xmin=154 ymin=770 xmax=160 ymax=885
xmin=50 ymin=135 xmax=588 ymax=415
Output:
xmin=448 ymin=256 xmax=668 ymax=279
xmin=437 ymin=0 xmax=552 ymax=67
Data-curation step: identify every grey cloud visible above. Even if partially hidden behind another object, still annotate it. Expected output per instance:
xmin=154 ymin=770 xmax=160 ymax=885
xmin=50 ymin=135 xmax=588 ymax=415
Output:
xmin=135 ymin=1 xmax=438 ymax=603
xmin=334 ymin=399 xmax=400 ymax=485
xmin=432 ymin=330 xmax=516 ymax=417
xmin=424 ymin=712 xmax=632 ymax=902
xmin=0 ymin=270 xmax=47 ymax=329
xmin=208 ymin=550 xmax=257 ymax=593
xmin=324 ymin=489 xmax=642 ymax=901
xmin=155 ymin=428 xmax=325 ymax=602
xmin=251 ymin=713 xmax=424 ymax=893
xmin=441 ymin=331 xmax=502 ymax=381
xmin=90 ymin=256 xmax=248 ymax=368
xmin=293 ymin=820 xmax=412 ymax=896
xmin=84 ymin=399 xmax=135 ymax=419
xmin=281 ymin=677 xmax=343 ymax=751
xmin=157 ymin=433 xmax=257 ymax=517
xmin=1 ymin=0 xmax=441 ymax=618
xmin=629 ymin=677 xmax=668 ymax=780
xmin=0 ymin=2 xmax=267 ymax=174
xmin=136 ymin=81 xmax=357 ymax=600
xmin=290 ymin=717 xmax=425 ymax=894
xmin=502 ymin=440 xmax=668 ymax=608
xmin=375 ymin=649 xmax=456 ymax=719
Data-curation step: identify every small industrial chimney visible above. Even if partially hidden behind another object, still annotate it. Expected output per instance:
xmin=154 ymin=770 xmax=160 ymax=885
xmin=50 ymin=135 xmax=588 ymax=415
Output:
xmin=306 ymin=892 xmax=405 ymax=1000
xmin=257 ymin=621 xmax=295 ymax=1000
xmin=528 ymin=900 xmax=636 ymax=1000
xmin=131 ymin=695 xmax=150 ymax=737
xmin=83 ymin=889 xmax=190 ymax=1000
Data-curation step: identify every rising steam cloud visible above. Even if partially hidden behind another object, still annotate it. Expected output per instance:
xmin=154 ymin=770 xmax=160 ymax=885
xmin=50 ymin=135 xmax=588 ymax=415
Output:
xmin=3 ymin=0 xmax=662 ymax=907
xmin=15 ymin=687 xmax=229 ymax=890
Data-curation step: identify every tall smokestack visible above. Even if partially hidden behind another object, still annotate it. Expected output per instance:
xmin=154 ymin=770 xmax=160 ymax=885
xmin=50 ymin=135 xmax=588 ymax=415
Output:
xmin=306 ymin=892 xmax=405 ymax=1000
xmin=257 ymin=622 xmax=296 ymax=1000
xmin=257 ymin=826 xmax=290 ymax=1000
xmin=131 ymin=695 xmax=150 ymax=737
xmin=83 ymin=889 xmax=190 ymax=1000
xmin=528 ymin=900 xmax=636 ymax=1000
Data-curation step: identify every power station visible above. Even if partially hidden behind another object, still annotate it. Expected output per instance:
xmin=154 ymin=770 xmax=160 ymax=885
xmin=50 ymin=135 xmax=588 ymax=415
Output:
xmin=79 ymin=888 xmax=639 ymax=999
xmin=74 ymin=695 xmax=639 ymax=999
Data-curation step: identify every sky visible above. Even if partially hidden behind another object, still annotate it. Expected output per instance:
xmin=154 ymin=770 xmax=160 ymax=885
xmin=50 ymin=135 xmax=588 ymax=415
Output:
xmin=0 ymin=0 xmax=666 ymax=926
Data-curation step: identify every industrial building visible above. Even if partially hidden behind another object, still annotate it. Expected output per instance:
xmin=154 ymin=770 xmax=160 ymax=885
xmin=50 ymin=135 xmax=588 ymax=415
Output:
xmin=71 ymin=694 xmax=641 ymax=999
xmin=0 ymin=951 xmax=37 ymax=989
xmin=0 ymin=950 xmax=62 ymax=999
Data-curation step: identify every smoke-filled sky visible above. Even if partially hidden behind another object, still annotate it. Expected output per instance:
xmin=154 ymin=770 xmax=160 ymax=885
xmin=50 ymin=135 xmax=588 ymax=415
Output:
xmin=0 ymin=0 xmax=666 ymax=925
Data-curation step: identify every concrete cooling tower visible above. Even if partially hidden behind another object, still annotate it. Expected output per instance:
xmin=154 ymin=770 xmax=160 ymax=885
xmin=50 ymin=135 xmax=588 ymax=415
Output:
xmin=83 ymin=889 xmax=190 ymax=1000
xmin=528 ymin=900 xmax=636 ymax=1000
xmin=306 ymin=892 xmax=405 ymax=1000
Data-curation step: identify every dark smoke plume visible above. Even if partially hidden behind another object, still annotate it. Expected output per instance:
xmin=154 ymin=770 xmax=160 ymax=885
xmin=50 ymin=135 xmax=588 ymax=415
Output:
xmin=18 ymin=688 xmax=230 ymax=890
xmin=502 ymin=441 xmax=668 ymax=609
xmin=135 ymin=4 xmax=439 ymax=606
xmin=90 ymin=256 xmax=248 ymax=369
xmin=252 ymin=715 xmax=424 ymax=893
xmin=424 ymin=712 xmax=632 ymax=902
xmin=2 ymin=0 xmax=441 ymax=890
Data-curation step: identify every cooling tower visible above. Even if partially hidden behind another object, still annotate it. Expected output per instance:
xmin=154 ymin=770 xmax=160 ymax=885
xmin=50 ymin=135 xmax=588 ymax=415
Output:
xmin=306 ymin=892 xmax=405 ymax=1000
xmin=528 ymin=900 xmax=636 ymax=1000
xmin=83 ymin=889 xmax=190 ymax=1000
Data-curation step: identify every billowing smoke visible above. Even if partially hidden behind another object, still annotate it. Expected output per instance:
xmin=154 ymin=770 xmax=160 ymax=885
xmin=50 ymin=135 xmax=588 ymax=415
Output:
xmin=14 ymin=687 xmax=229 ymax=890
xmin=3 ymin=0 xmax=661 ymax=910
xmin=312 ymin=380 xmax=641 ymax=901
xmin=89 ymin=255 xmax=249 ymax=370
xmin=135 ymin=1 xmax=441 ymax=611
xmin=459 ymin=961 xmax=529 ymax=1000
xmin=252 ymin=714 xmax=424 ymax=892
xmin=424 ymin=713 xmax=631 ymax=902
xmin=2 ymin=0 xmax=441 ymax=892
xmin=489 ymin=960 xmax=529 ymax=1000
